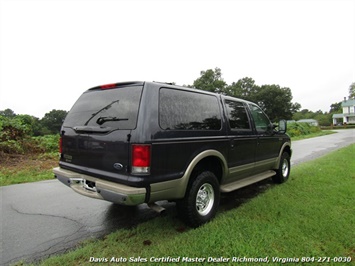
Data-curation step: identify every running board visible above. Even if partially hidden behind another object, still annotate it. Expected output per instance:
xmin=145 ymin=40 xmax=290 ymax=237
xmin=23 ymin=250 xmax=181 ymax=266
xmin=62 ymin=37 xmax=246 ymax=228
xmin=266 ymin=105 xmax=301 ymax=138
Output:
xmin=220 ymin=170 xmax=276 ymax=193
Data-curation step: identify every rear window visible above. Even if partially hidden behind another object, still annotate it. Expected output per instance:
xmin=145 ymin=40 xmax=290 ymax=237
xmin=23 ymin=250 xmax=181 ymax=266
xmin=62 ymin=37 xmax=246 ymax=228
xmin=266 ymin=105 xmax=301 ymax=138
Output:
xmin=159 ymin=88 xmax=221 ymax=130
xmin=64 ymin=86 xmax=143 ymax=130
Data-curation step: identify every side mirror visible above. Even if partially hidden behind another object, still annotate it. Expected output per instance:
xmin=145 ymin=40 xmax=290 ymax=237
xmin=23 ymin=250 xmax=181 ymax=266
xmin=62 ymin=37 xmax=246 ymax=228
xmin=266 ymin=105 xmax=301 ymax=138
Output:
xmin=278 ymin=120 xmax=287 ymax=134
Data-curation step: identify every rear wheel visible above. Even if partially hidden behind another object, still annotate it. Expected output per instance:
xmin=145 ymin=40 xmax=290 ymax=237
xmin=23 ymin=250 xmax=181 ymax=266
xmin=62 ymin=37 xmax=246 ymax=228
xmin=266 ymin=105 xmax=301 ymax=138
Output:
xmin=272 ymin=152 xmax=290 ymax=184
xmin=177 ymin=171 xmax=220 ymax=228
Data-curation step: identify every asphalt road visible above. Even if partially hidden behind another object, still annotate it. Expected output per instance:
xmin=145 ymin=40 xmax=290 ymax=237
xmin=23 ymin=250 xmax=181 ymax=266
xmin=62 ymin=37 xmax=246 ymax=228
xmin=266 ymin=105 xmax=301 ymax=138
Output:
xmin=1 ymin=129 xmax=354 ymax=266
xmin=291 ymin=129 xmax=355 ymax=166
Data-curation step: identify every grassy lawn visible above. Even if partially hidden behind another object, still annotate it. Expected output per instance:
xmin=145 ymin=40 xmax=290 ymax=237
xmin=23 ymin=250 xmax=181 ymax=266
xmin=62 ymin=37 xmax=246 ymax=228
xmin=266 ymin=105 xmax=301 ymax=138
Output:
xmin=24 ymin=144 xmax=354 ymax=266
xmin=0 ymin=155 xmax=57 ymax=186
xmin=290 ymin=130 xmax=335 ymax=141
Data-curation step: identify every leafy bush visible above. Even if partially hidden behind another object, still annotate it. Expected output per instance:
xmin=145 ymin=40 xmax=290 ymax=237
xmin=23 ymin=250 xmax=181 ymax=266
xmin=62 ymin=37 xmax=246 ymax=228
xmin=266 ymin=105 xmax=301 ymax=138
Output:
xmin=0 ymin=114 xmax=60 ymax=155
xmin=0 ymin=135 xmax=59 ymax=155
xmin=287 ymin=122 xmax=320 ymax=137
xmin=33 ymin=135 xmax=60 ymax=154
xmin=0 ymin=115 xmax=31 ymax=154
xmin=0 ymin=116 xmax=30 ymax=140
xmin=0 ymin=140 xmax=23 ymax=154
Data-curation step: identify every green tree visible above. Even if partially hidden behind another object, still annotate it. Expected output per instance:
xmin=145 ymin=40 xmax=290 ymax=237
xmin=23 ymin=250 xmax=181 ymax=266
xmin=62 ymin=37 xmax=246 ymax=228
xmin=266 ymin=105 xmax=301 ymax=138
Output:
xmin=256 ymin=85 xmax=298 ymax=121
xmin=0 ymin=108 xmax=16 ymax=117
xmin=349 ymin=82 xmax=355 ymax=98
xmin=293 ymin=109 xmax=310 ymax=121
xmin=40 ymin=109 xmax=67 ymax=134
xmin=192 ymin=68 xmax=300 ymax=121
xmin=17 ymin=114 xmax=43 ymax=136
xmin=193 ymin=67 xmax=227 ymax=93
xmin=314 ymin=112 xmax=332 ymax=126
xmin=226 ymin=77 xmax=259 ymax=102
xmin=291 ymin=102 xmax=302 ymax=114
xmin=329 ymin=102 xmax=342 ymax=113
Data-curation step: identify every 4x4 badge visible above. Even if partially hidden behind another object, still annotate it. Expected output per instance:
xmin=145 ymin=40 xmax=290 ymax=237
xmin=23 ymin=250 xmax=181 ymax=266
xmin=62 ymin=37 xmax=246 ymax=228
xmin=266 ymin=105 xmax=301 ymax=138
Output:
xmin=113 ymin=163 xmax=123 ymax=170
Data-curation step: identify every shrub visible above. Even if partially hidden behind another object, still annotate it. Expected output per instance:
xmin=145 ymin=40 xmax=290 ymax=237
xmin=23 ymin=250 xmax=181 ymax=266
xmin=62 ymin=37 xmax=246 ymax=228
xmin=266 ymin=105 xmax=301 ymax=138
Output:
xmin=287 ymin=122 xmax=320 ymax=137
xmin=0 ymin=115 xmax=30 ymax=154
xmin=0 ymin=115 xmax=59 ymax=154
xmin=33 ymin=135 xmax=60 ymax=154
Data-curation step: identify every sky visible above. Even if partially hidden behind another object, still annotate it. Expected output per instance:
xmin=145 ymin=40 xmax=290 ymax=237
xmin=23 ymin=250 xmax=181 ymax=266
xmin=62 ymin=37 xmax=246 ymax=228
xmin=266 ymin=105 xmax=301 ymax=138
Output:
xmin=0 ymin=0 xmax=354 ymax=119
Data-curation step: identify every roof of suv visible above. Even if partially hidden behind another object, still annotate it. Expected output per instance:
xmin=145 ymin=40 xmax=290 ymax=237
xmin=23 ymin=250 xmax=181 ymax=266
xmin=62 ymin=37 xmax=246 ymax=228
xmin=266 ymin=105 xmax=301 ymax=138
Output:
xmin=88 ymin=81 xmax=253 ymax=105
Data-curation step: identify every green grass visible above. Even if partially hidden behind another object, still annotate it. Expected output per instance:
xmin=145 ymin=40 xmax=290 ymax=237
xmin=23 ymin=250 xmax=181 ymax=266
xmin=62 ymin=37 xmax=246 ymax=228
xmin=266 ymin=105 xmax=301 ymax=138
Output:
xmin=290 ymin=130 xmax=335 ymax=141
xmin=0 ymin=156 xmax=57 ymax=186
xmin=0 ymin=168 xmax=54 ymax=186
xmin=28 ymin=144 xmax=354 ymax=266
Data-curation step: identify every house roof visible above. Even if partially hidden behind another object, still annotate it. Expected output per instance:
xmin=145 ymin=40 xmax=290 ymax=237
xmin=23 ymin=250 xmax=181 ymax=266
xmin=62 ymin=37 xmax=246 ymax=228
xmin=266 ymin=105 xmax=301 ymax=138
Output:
xmin=332 ymin=113 xmax=355 ymax=118
xmin=342 ymin=99 xmax=355 ymax=107
xmin=332 ymin=114 xmax=344 ymax=118
xmin=297 ymin=119 xmax=318 ymax=123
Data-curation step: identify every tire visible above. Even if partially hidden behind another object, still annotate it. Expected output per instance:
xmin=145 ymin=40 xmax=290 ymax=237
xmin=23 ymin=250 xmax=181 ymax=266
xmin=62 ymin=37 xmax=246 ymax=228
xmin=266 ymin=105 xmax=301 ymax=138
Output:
xmin=177 ymin=171 xmax=220 ymax=228
xmin=272 ymin=152 xmax=291 ymax=184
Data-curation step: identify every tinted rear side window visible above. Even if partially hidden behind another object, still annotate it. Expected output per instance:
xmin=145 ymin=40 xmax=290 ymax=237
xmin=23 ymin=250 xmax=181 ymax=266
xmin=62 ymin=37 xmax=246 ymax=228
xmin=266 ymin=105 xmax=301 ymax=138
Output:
xmin=159 ymin=88 xmax=221 ymax=130
xmin=224 ymin=100 xmax=251 ymax=130
xmin=64 ymin=86 xmax=143 ymax=130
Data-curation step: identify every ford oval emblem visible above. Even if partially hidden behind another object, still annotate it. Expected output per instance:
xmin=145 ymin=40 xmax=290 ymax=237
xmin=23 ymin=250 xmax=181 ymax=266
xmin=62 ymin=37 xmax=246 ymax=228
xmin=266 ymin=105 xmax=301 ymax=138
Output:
xmin=113 ymin=163 xmax=124 ymax=170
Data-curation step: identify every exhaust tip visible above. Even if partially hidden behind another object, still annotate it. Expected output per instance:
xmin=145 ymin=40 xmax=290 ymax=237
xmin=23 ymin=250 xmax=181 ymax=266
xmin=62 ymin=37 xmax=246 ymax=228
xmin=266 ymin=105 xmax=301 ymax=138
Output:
xmin=148 ymin=203 xmax=166 ymax=214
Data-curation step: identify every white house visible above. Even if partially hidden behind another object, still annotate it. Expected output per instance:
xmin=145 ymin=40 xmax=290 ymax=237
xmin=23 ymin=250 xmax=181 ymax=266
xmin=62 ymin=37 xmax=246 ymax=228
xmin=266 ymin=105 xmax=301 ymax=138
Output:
xmin=297 ymin=119 xmax=319 ymax=126
xmin=332 ymin=97 xmax=355 ymax=125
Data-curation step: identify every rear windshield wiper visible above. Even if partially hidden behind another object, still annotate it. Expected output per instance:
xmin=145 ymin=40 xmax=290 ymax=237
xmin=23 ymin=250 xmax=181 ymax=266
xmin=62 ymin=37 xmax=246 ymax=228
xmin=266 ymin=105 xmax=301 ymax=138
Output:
xmin=96 ymin=116 xmax=129 ymax=125
xmin=84 ymin=100 xmax=120 ymax=126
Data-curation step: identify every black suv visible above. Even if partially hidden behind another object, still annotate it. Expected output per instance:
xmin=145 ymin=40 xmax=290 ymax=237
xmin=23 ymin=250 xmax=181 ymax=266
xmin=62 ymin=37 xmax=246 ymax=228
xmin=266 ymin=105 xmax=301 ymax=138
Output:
xmin=54 ymin=81 xmax=291 ymax=227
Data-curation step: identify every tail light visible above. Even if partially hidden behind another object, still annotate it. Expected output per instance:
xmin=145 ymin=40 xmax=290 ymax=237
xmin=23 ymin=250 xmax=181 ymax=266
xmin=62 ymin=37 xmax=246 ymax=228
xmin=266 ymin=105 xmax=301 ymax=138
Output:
xmin=59 ymin=136 xmax=63 ymax=154
xmin=131 ymin=144 xmax=151 ymax=174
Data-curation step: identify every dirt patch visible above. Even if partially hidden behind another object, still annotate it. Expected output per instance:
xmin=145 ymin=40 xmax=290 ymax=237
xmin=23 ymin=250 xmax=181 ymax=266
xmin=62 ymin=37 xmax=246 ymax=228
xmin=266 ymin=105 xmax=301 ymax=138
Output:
xmin=0 ymin=152 xmax=58 ymax=172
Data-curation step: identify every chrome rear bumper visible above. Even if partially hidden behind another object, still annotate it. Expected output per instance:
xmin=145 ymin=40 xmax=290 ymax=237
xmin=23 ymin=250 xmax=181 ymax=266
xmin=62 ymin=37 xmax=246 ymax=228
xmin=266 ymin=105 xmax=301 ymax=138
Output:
xmin=53 ymin=167 xmax=146 ymax=205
